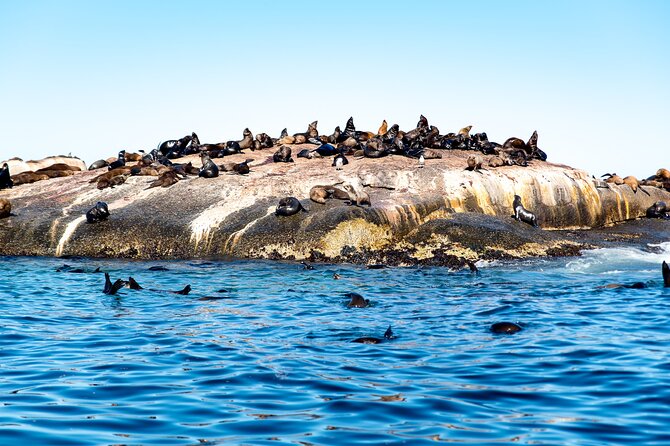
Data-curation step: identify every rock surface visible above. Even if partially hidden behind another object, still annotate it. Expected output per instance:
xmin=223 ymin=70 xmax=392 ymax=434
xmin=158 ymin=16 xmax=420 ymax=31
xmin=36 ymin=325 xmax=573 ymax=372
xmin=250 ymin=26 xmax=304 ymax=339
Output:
xmin=0 ymin=148 xmax=668 ymax=266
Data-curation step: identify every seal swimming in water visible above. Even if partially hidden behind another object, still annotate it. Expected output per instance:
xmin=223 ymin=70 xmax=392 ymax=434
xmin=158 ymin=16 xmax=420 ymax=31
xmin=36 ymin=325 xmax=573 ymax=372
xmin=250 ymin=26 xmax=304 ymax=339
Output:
xmin=199 ymin=152 xmax=219 ymax=178
xmin=0 ymin=163 xmax=13 ymax=189
xmin=275 ymin=197 xmax=308 ymax=216
xmin=0 ymin=198 xmax=10 ymax=219
xmin=103 ymin=273 xmax=126 ymax=295
xmin=663 ymin=261 xmax=670 ymax=287
xmin=352 ymin=326 xmax=394 ymax=344
xmin=345 ymin=292 xmax=370 ymax=308
xmin=512 ymin=195 xmax=538 ymax=227
xmin=86 ymin=201 xmax=110 ymax=223
xmin=490 ymin=322 xmax=522 ymax=334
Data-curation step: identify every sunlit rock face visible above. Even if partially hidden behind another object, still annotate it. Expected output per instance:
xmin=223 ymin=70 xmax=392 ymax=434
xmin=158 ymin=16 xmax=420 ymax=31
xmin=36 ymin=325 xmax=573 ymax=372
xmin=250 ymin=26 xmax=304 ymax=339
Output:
xmin=0 ymin=147 xmax=668 ymax=265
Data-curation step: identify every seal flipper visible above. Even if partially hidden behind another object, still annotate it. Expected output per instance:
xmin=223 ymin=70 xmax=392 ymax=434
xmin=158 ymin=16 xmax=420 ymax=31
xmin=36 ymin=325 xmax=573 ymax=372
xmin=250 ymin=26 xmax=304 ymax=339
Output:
xmin=127 ymin=277 xmax=143 ymax=290
xmin=663 ymin=261 xmax=670 ymax=287
xmin=383 ymin=325 xmax=394 ymax=340
xmin=103 ymin=272 xmax=112 ymax=294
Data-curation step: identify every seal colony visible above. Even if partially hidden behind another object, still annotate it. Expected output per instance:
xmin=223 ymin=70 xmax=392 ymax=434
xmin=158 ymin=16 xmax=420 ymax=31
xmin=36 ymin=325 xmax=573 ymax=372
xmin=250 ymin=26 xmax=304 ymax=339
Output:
xmin=1 ymin=114 xmax=669 ymax=266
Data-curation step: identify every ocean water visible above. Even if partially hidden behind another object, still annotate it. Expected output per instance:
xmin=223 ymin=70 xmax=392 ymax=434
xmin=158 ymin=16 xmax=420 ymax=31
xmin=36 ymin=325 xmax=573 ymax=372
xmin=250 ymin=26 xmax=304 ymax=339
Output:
xmin=1 ymin=244 xmax=670 ymax=445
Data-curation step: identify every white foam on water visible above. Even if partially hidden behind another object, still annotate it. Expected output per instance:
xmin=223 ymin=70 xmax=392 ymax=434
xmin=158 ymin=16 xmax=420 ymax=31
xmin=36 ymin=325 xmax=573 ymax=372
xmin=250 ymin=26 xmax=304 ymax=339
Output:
xmin=566 ymin=242 xmax=670 ymax=275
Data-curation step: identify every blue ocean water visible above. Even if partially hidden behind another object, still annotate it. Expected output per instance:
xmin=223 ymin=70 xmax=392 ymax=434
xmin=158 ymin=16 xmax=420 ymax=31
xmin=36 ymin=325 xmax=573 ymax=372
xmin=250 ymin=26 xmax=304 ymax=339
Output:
xmin=1 ymin=245 xmax=670 ymax=445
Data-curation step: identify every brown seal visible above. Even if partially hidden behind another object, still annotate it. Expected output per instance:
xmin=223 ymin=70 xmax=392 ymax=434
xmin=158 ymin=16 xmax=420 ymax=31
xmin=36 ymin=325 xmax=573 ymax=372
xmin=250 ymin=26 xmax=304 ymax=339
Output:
xmin=656 ymin=168 xmax=670 ymax=181
xmin=147 ymin=170 xmax=179 ymax=189
xmin=602 ymin=173 xmax=624 ymax=185
xmin=377 ymin=120 xmax=388 ymax=136
xmin=466 ymin=155 xmax=484 ymax=172
xmin=10 ymin=172 xmax=50 ymax=186
xmin=0 ymin=198 xmax=11 ymax=219
xmin=458 ymin=125 xmax=472 ymax=137
xmin=309 ymin=185 xmax=334 ymax=204
xmin=342 ymin=184 xmax=371 ymax=207
xmin=623 ymin=175 xmax=649 ymax=195
xmin=488 ymin=155 xmax=504 ymax=168
xmin=273 ymin=145 xmax=294 ymax=163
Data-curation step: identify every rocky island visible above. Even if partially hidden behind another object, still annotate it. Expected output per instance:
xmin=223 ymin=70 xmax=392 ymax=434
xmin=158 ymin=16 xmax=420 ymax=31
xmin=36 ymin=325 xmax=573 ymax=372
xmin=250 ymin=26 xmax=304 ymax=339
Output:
xmin=1 ymin=119 xmax=669 ymax=267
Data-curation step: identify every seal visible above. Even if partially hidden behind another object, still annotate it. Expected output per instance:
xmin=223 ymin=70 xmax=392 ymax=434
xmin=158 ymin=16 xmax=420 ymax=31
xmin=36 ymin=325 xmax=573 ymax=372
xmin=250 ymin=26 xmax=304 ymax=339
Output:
xmin=490 ymin=322 xmax=522 ymax=334
xmin=108 ymin=150 xmax=126 ymax=170
xmin=512 ymin=195 xmax=539 ymax=227
xmin=623 ymin=175 xmax=649 ymax=195
xmin=656 ymin=168 xmax=670 ymax=181
xmin=466 ymin=155 xmax=483 ymax=172
xmin=345 ymin=292 xmax=370 ymax=308
xmin=199 ymin=152 xmax=219 ymax=178
xmin=275 ymin=197 xmax=308 ymax=216
xmin=0 ymin=163 xmax=13 ymax=189
xmin=277 ymin=128 xmax=296 ymax=145
xmin=342 ymin=184 xmax=371 ymax=207
xmin=646 ymin=201 xmax=669 ymax=219
xmin=158 ymin=134 xmax=192 ymax=158
xmin=602 ymin=172 xmax=624 ymax=185
xmin=458 ymin=125 xmax=472 ymax=137
xmin=488 ymin=155 xmax=504 ymax=167
xmin=292 ymin=121 xmax=319 ymax=144
xmin=273 ymin=145 xmax=294 ymax=163
xmin=86 ymin=201 xmax=110 ymax=223
xmin=103 ymin=273 xmax=126 ymax=295
xmin=663 ymin=261 xmax=670 ymax=287
xmin=377 ymin=120 xmax=388 ymax=136
xmin=88 ymin=159 xmax=109 ymax=170
xmin=309 ymin=185 xmax=335 ymax=204
xmin=220 ymin=159 xmax=253 ymax=175
xmin=10 ymin=172 xmax=49 ymax=186
xmin=0 ymin=198 xmax=11 ymax=219
xmin=147 ymin=170 xmax=180 ymax=188
xmin=352 ymin=326 xmax=394 ymax=344
xmin=315 ymin=143 xmax=338 ymax=157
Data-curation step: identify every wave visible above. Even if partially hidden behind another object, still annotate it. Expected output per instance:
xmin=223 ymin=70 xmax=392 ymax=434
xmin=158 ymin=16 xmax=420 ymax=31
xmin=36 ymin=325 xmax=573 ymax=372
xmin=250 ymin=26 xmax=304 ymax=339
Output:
xmin=566 ymin=242 xmax=670 ymax=274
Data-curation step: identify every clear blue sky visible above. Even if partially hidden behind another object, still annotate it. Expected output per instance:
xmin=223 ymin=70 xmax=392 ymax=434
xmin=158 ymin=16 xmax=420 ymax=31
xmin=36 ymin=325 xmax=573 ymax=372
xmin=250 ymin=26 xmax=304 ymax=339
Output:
xmin=0 ymin=0 xmax=668 ymax=178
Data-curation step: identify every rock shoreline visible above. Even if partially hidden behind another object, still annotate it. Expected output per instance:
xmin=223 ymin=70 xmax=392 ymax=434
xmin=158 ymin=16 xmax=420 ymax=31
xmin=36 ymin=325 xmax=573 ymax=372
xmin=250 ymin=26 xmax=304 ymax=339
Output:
xmin=1 ymin=148 xmax=669 ymax=266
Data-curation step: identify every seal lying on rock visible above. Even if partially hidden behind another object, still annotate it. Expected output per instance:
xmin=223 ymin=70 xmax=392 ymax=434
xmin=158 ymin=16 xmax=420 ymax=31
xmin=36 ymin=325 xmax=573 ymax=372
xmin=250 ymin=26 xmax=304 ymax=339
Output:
xmin=646 ymin=201 xmax=669 ymax=219
xmin=0 ymin=198 xmax=11 ymax=219
xmin=86 ymin=201 xmax=110 ymax=223
xmin=512 ymin=195 xmax=538 ymax=227
xmin=0 ymin=163 xmax=13 ymax=189
xmin=273 ymin=145 xmax=294 ymax=163
xmin=275 ymin=197 xmax=308 ymax=216
xmin=310 ymin=185 xmax=335 ymax=204
xmin=342 ymin=184 xmax=371 ymax=207
xmin=108 ymin=150 xmax=126 ymax=170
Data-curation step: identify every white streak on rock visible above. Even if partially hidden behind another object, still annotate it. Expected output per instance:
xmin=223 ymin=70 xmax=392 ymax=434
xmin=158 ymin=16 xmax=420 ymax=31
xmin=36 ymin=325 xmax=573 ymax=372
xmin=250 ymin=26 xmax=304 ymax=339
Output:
xmin=55 ymin=215 xmax=86 ymax=257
